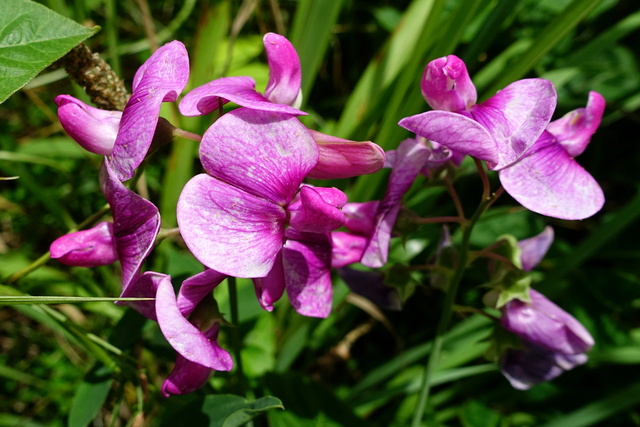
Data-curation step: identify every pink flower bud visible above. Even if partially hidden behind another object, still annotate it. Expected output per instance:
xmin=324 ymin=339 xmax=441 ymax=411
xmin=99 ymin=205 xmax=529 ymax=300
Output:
xmin=50 ymin=222 xmax=118 ymax=267
xmin=421 ymin=55 xmax=477 ymax=111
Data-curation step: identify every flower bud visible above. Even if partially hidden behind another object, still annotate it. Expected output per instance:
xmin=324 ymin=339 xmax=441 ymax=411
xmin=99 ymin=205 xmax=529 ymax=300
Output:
xmin=50 ymin=222 xmax=118 ymax=267
xmin=421 ymin=55 xmax=477 ymax=112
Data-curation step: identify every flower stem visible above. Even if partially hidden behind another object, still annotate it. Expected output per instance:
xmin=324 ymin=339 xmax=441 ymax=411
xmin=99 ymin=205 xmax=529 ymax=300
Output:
xmin=410 ymin=191 xmax=497 ymax=426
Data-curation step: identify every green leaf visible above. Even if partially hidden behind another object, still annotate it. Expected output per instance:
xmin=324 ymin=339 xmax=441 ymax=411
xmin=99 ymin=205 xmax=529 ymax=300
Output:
xmin=68 ymin=365 xmax=113 ymax=427
xmin=0 ymin=0 xmax=98 ymax=104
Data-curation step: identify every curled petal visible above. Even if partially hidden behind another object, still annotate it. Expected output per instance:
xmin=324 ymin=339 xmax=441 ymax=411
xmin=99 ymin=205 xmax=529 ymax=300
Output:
xmin=177 ymin=269 xmax=228 ymax=317
xmin=470 ymin=78 xmax=557 ymax=170
xmin=501 ymin=289 xmax=595 ymax=355
xmin=283 ymin=230 xmax=333 ymax=318
xmin=306 ymin=130 xmax=385 ymax=179
xmin=343 ymin=201 xmax=379 ymax=236
xmin=518 ymin=226 xmax=554 ymax=271
xmin=162 ymin=352 xmax=214 ymax=397
xmin=263 ymin=33 xmax=302 ymax=107
xmin=111 ymin=41 xmax=190 ymax=181
xmin=50 ymin=222 xmax=118 ymax=267
xmin=118 ymin=271 xmax=169 ymax=321
xmin=199 ymin=108 xmax=319 ymax=206
xmin=421 ymin=55 xmax=477 ymax=111
xmin=179 ymin=76 xmax=305 ymax=117
xmin=55 ymin=95 xmax=120 ymax=155
xmin=547 ymin=91 xmax=605 ymax=157
xmin=499 ymin=132 xmax=604 ymax=220
xmin=331 ymin=231 xmax=367 ymax=268
xmin=177 ymin=174 xmax=286 ymax=278
xmin=100 ymin=160 xmax=161 ymax=290
xmin=156 ymin=279 xmax=233 ymax=371
xmin=252 ymin=251 xmax=286 ymax=311
xmin=399 ymin=111 xmax=499 ymax=164
xmin=288 ymin=186 xmax=346 ymax=233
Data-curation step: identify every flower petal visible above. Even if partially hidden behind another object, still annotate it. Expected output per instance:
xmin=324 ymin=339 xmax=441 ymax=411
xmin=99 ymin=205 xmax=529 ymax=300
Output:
xmin=178 ymin=76 xmax=306 ymax=116
xmin=252 ymin=251 xmax=286 ymax=311
xmin=421 ymin=55 xmax=477 ymax=111
xmin=399 ymin=111 xmax=499 ymax=164
xmin=338 ymin=267 xmax=402 ymax=311
xmin=471 ymin=78 xmax=557 ymax=170
xmin=50 ymin=221 xmax=118 ymax=267
xmin=156 ymin=279 xmax=233 ymax=371
xmin=118 ymin=271 xmax=169 ymax=321
xmin=111 ymin=41 xmax=190 ymax=181
xmin=162 ymin=352 xmax=213 ymax=397
xmin=331 ymin=231 xmax=367 ymax=268
xmin=55 ymin=95 xmax=121 ymax=155
xmin=499 ymin=132 xmax=604 ymax=220
xmin=199 ymin=108 xmax=319 ymax=205
xmin=288 ymin=186 xmax=346 ymax=233
xmin=283 ymin=230 xmax=333 ymax=318
xmin=100 ymin=160 xmax=160 ymax=290
xmin=343 ymin=201 xmax=379 ymax=236
xmin=177 ymin=173 xmax=286 ymax=278
xmin=518 ymin=226 xmax=554 ymax=271
xmin=177 ymin=269 xmax=228 ymax=317
xmin=263 ymin=33 xmax=302 ymax=107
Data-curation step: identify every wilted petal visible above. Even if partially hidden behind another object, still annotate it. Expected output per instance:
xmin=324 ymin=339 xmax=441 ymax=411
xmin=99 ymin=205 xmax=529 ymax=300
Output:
xmin=499 ymin=132 xmax=604 ymax=220
xmin=177 ymin=269 xmax=228 ymax=317
xmin=50 ymin=222 xmax=118 ymax=268
xmin=55 ymin=95 xmax=121 ymax=155
xmin=343 ymin=201 xmax=379 ymax=236
xmin=100 ymin=160 xmax=160 ymax=290
xmin=252 ymin=251 xmax=286 ymax=311
xmin=470 ymin=78 xmax=556 ymax=170
xmin=306 ymin=130 xmax=385 ymax=179
xmin=501 ymin=289 xmax=595 ymax=355
xmin=178 ymin=76 xmax=305 ymax=117
xmin=199 ymin=108 xmax=318 ymax=206
xmin=338 ymin=267 xmax=402 ymax=311
xmin=362 ymin=139 xmax=432 ymax=268
xmin=283 ymin=230 xmax=333 ymax=318
xmin=547 ymin=91 xmax=605 ymax=157
xmin=331 ymin=231 xmax=367 ymax=268
xmin=421 ymin=55 xmax=477 ymax=111
xmin=518 ymin=226 xmax=554 ymax=271
xmin=111 ymin=41 xmax=190 ymax=181
xmin=288 ymin=186 xmax=346 ymax=233
xmin=399 ymin=111 xmax=499 ymax=164
xmin=156 ymin=279 xmax=233 ymax=371
xmin=118 ymin=271 xmax=169 ymax=321
xmin=177 ymin=173 xmax=286 ymax=278
xmin=263 ymin=33 xmax=302 ymax=107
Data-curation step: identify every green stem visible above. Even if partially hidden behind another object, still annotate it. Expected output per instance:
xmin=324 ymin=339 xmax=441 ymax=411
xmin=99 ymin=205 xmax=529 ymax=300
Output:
xmin=227 ymin=277 xmax=249 ymax=396
xmin=410 ymin=192 xmax=497 ymax=426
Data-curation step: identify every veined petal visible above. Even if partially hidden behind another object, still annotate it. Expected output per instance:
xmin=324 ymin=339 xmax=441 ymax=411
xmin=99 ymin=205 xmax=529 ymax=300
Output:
xmin=263 ymin=33 xmax=302 ymax=107
xmin=178 ymin=76 xmax=306 ymax=117
xmin=252 ymin=251 xmax=286 ymax=311
xmin=399 ymin=111 xmax=499 ymax=164
xmin=177 ymin=269 xmax=228 ymax=317
xmin=111 ymin=41 xmax=190 ymax=181
xmin=331 ymin=231 xmax=367 ymax=268
xmin=421 ymin=55 xmax=477 ymax=111
xmin=156 ymin=279 xmax=233 ymax=371
xmin=199 ymin=108 xmax=319 ymax=205
xmin=547 ymin=91 xmax=605 ymax=157
xmin=288 ymin=186 xmax=346 ymax=233
xmin=518 ymin=226 xmax=554 ymax=271
xmin=55 ymin=95 xmax=120 ymax=155
xmin=499 ymin=132 xmax=604 ymax=220
xmin=283 ymin=230 xmax=333 ymax=318
xmin=118 ymin=271 xmax=169 ymax=321
xmin=306 ymin=130 xmax=385 ymax=179
xmin=50 ymin=222 xmax=118 ymax=268
xmin=100 ymin=160 xmax=160 ymax=290
xmin=471 ymin=78 xmax=556 ymax=170
xmin=177 ymin=174 xmax=286 ymax=278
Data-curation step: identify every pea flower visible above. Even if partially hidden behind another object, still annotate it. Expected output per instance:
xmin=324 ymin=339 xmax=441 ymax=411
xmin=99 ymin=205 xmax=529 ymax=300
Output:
xmin=50 ymin=221 xmax=118 ymax=267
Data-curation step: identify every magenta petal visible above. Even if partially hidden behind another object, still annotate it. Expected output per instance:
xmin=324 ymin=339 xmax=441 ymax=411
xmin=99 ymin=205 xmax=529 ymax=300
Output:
xmin=306 ymin=130 xmax=385 ymax=179
xmin=331 ymin=231 xmax=367 ymax=268
xmin=518 ymin=226 xmax=554 ymax=271
xmin=362 ymin=139 xmax=432 ymax=268
xmin=252 ymin=251 xmax=286 ymax=311
xmin=50 ymin=221 xmax=118 ymax=268
xmin=499 ymin=133 xmax=604 ymax=220
xmin=100 ymin=160 xmax=160 ymax=290
xmin=111 ymin=41 xmax=190 ymax=181
xmin=156 ymin=279 xmax=233 ymax=371
xmin=118 ymin=271 xmax=169 ymax=321
xmin=421 ymin=55 xmax=477 ymax=111
xmin=288 ymin=186 xmax=346 ymax=233
xmin=547 ymin=91 xmax=605 ymax=157
xmin=55 ymin=95 xmax=120 ymax=155
xmin=399 ymin=111 xmax=499 ymax=164
xmin=199 ymin=108 xmax=318 ymax=205
xmin=343 ymin=201 xmax=379 ymax=236
xmin=283 ymin=230 xmax=333 ymax=318
xmin=263 ymin=33 xmax=302 ymax=107
xmin=177 ymin=269 xmax=228 ymax=317
xmin=471 ymin=78 xmax=556 ymax=170
xmin=162 ymin=353 xmax=213 ymax=397
xmin=177 ymin=174 xmax=286 ymax=278
xmin=178 ymin=76 xmax=306 ymax=117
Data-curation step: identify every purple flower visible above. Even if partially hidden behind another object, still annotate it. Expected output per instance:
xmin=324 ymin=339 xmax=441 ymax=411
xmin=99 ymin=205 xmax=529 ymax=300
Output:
xmin=50 ymin=221 xmax=118 ymax=267
xmin=501 ymin=289 xmax=594 ymax=355
xmin=518 ymin=226 xmax=554 ymax=271
xmin=499 ymin=92 xmax=605 ymax=220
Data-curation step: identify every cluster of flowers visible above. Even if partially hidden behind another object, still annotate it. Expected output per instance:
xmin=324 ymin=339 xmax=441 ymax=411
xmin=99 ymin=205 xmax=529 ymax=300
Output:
xmin=49 ymin=35 xmax=602 ymax=393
